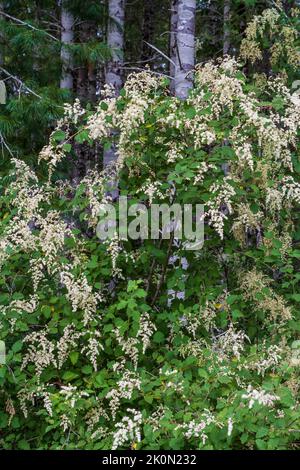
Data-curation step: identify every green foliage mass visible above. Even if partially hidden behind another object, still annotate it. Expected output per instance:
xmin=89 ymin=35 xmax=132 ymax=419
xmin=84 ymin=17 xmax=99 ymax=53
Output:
xmin=0 ymin=2 xmax=300 ymax=452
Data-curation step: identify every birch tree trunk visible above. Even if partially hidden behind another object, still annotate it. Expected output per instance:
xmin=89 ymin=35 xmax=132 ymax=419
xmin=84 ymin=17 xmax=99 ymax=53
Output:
xmin=60 ymin=2 xmax=74 ymax=90
xmin=223 ymin=0 xmax=231 ymax=56
xmin=105 ymin=0 xmax=125 ymax=93
xmin=169 ymin=1 xmax=195 ymax=304
xmin=104 ymin=0 xmax=125 ymax=199
xmin=174 ymin=0 xmax=196 ymax=99
xmin=169 ymin=0 xmax=178 ymax=95
xmin=0 ymin=4 xmax=3 ymax=67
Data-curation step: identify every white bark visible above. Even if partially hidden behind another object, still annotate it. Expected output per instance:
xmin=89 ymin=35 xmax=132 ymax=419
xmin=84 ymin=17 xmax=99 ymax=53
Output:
xmin=169 ymin=0 xmax=178 ymax=94
xmin=104 ymin=0 xmax=125 ymax=199
xmin=60 ymin=2 xmax=74 ymax=90
xmin=105 ymin=0 xmax=125 ymax=93
xmin=223 ymin=0 xmax=231 ymax=56
xmin=174 ymin=0 xmax=196 ymax=99
xmin=170 ymin=1 xmax=196 ymax=302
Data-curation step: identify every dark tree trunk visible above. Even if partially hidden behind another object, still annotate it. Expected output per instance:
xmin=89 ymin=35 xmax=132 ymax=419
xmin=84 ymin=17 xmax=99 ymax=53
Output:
xmin=141 ymin=0 xmax=155 ymax=64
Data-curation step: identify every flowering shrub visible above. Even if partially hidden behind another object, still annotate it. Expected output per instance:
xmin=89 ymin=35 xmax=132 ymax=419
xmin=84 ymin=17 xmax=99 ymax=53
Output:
xmin=1 ymin=13 xmax=300 ymax=449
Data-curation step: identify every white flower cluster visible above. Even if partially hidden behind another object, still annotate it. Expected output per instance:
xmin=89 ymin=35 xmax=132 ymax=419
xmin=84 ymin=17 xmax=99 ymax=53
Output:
xmin=146 ymin=405 xmax=168 ymax=432
xmin=59 ymin=384 xmax=89 ymax=409
xmin=194 ymin=162 xmax=217 ymax=185
xmin=242 ymin=385 xmax=280 ymax=409
xmin=1 ymin=295 xmax=38 ymax=332
xmin=63 ymin=98 xmax=85 ymax=125
xmin=166 ymin=143 xmax=186 ymax=163
xmin=232 ymin=203 xmax=263 ymax=246
xmin=233 ymin=140 xmax=254 ymax=171
xmin=213 ymin=324 xmax=249 ymax=361
xmin=201 ymin=301 xmax=218 ymax=332
xmin=80 ymin=169 xmax=105 ymax=227
xmin=106 ymin=370 xmax=141 ymax=420
xmin=240 ymin=268 xmax=292 ymax=324
xmin=116 ymin=72 xmax=161 ymax=170
xmin=114 ymin=328 xmax=139 ymax=369
xmin=60 ymin=414 xmax=72 ymax=432
xmin=60 ymin=269 xmax=103 ymax=325
xmin=249 ymin=345 xmax=283 ymax=377
xmin=159 ymin=368 xmax=185 ymax=394
xmin=138 ymin=179 xmax=164 ymax=205
xmin=227 ymin=417 xmax=234 ymax=437
xmin=206 ymin=178 xmax=236 ymax=239
xmin=137 ymin=312 xmax=157 ymax=353
xmin=105 ymin=234 xmax=124 ymax=279
xmin=1 ymin=295 xmax=38 ymax=318
xmin=85 ymin=403 xmax=110 ymax=434
xmin=112 ymin=409 xmax=142 ymax=450
xmin=175 ymin=410 xmax=216 ymax=446
xmin=195 ymin=58 xmax=243 ymax=117
xmin=22 ymin=329 xmax=57 ymax=378
xmin=38 ymin=211 xmax=73 ymax=266
xmin=57 ymin=325 xmax=83 ymax=369
xmin=87 ymin=97 xmax=117 ymax=141
xmin=81 ymin=330 xmax=103 ymax=371
xmin=281 ymin=176 xmax=300 ymax=204
xmin=241 ymin=9 xmax=299 ymax=69
xmin=265 ymin=187 xmax=283 ymax=213
xmin=18 ymin=385 xmax=53 ymax=418
xmin=5 ymin=398 xmax=16 ymax=426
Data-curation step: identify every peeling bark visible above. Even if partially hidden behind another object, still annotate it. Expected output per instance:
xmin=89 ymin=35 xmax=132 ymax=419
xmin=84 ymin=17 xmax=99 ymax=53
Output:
xmin=174 ymin=0 xmax=196 ymax=99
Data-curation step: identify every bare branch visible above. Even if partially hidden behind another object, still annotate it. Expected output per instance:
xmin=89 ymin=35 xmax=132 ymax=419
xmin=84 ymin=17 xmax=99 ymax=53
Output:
xmin=0 ymin=11 xmax=59 ymax=41
xmin=0 ymin=131 xmax=14 ymax=157
xmin=121 ymin=66 xmax=174 ymax=80
xmin=0 ymin=67 xmax=42 ymax=98
xmin=143 ymin=41 xmax=176 ymax=67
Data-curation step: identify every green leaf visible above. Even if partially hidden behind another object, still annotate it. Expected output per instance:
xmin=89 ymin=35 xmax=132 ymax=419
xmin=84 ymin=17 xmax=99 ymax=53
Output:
xmin=198 ymin=369 xmax=208 ymax=379
xmin=290 ymin=294 xmax=300 ymax=302
xmin=153 ymin=331 xmax=165 ymax=344
xmin=41 ymin=305 xmax=52 ymax=318
xmin=75 ymin=130 xmax=89 ymax=143
xmin=52 ymin=130 xmax=66 ymax=142
xmin=62 ymin=371 xmax=79 ymax=381
xmin=69 ymin=351 xmax=79 ymax=365
xmin=185 ymin=107 xmax=196 ymax=119
xmin=82 ymin=365 xmax=93 ymax=375
xmin=95 ymin=371 xmax=106 ymax=386
xmin=256 ymin=439 xmax=267 ymax=450
xmin=256 ymin=427 xmax=269 ymax=439
xmin=62 ymin=143 xmax=72 ymax=152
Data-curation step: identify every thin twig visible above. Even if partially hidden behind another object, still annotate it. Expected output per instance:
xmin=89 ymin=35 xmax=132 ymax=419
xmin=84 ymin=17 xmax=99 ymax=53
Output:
xmin=0 ymin=66 xmax=42 ymax=98
xmin=0 ymin=11 xmax=59 ymax=41
xmin=143 ymin=41 xmax=176 ymax=67
xmin=151 ymin=232 xmax=174 ymax=306
xmin=146 ymin=237 xmax=164 ymax=295
xmin=0 ymin=131 xmax=14 ymax=157
xmin=121 ymin=66 xmax=174 ymax=80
